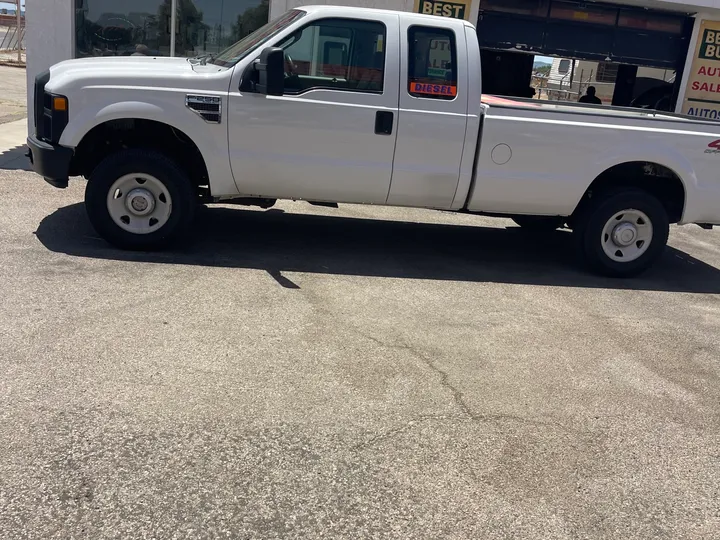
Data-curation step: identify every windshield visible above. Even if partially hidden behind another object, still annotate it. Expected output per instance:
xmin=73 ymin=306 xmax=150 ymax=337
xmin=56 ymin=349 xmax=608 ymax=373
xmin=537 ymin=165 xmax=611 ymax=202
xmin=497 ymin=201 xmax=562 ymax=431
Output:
xmin=210 ymin=10 xmax=306 ymax=68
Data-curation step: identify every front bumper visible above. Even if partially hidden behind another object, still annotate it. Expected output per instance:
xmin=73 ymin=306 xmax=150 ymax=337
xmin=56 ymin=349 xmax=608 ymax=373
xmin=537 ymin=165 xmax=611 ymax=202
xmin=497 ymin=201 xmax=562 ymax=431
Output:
xmin=27 ymin=135 xmax=73 ymax=189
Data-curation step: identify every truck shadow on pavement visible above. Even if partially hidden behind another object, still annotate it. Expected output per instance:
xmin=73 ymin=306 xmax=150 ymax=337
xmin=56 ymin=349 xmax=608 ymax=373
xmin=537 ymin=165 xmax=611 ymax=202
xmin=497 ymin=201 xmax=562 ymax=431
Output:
xmin=35 ymin=203 xmax=720 ymax=294
xmin=0 ymin=145 xmax=32 ymax=171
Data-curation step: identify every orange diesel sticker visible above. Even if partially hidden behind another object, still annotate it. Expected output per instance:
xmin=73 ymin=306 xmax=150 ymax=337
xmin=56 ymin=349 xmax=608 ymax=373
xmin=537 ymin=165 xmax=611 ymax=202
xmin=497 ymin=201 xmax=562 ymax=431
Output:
xmin=410 ymin=82 xmax=457 ymax=97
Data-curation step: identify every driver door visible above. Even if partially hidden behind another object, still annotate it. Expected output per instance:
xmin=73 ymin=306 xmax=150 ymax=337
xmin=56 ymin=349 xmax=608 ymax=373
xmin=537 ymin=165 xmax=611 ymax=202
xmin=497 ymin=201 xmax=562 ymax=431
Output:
xmin=227 ymin=14 xmax=400 ymax=204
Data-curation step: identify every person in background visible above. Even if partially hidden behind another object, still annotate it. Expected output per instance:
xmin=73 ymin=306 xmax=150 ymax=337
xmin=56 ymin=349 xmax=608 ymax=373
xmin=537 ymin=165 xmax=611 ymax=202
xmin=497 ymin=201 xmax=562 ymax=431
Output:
xmin=579 ymin=86 xmax=602 ymax=105
xmin=132 ymin=44 xmax=150 ymax=56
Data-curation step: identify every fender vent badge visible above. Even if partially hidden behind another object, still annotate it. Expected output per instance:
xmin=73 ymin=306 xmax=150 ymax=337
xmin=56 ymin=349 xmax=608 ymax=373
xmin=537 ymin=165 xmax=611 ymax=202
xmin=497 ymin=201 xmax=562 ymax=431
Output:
xmin=186 ymin=95 xmax=222 ymax=124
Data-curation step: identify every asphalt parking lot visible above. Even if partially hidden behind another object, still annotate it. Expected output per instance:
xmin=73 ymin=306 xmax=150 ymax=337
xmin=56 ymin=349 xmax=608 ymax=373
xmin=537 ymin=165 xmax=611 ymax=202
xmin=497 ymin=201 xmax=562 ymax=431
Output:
xmin=1 ymin=164 xmax=719 ymax=538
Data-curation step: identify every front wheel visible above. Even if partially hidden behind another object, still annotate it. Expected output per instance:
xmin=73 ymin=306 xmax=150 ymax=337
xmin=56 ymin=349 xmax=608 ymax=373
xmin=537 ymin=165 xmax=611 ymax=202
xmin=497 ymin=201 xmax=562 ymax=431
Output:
xmin=85 ymin=149 xmax=195 ymax=250
xmin=574 ymin=189 xmax=669 ymax=277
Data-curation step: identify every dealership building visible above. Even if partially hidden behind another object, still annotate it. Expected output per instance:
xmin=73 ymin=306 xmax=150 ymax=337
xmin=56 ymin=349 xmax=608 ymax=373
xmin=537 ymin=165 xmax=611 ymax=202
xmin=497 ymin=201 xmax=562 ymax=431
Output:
xmin=27 ymin=0 xmax=720 ymax=118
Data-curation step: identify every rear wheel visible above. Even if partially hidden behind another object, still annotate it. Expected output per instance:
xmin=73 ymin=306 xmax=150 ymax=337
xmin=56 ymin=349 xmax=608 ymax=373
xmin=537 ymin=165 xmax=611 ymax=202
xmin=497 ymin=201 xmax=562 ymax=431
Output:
xmin=85 ymin=149 xmax=195 ymax=250
xmin=574 ymin=189 xmax=669 ymax=277
xmin=512 ymin=215 xmax=565 ymax=231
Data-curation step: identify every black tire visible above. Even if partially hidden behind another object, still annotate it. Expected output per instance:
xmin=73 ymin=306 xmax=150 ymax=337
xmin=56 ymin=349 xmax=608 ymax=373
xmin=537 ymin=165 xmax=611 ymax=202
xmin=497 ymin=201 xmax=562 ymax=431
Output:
xmin=574 ymin=189 xmax=669 ymax=278
xmin=512 ymin=215 xmax=565 ymax=231
xmin=85 ymin=149 xmax=195 ymax=250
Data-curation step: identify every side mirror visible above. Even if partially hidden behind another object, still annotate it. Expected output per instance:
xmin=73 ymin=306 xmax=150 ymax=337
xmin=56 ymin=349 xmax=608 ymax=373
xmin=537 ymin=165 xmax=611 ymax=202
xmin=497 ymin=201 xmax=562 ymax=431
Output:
xmin=255 ymin=47 xmax=284 ymax=96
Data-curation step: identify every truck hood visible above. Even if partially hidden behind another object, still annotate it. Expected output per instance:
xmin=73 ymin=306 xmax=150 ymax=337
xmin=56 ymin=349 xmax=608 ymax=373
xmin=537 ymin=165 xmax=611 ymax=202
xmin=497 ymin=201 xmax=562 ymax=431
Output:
xmin=46 ymin=56 xmax=227 ymax=93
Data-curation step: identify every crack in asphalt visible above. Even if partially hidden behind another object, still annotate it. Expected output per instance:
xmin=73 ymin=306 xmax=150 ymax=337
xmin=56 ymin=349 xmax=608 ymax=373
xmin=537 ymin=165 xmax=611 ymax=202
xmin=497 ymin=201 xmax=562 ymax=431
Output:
xmin=359 ymin=332 xmax=475 ymax=418
xmin=353 ymin=331 xmax=579 ymax=450
xmin=353 ymin=414 xmax=468 ymax=450
xmin=299 ymin=297 xmax=580 ymax=449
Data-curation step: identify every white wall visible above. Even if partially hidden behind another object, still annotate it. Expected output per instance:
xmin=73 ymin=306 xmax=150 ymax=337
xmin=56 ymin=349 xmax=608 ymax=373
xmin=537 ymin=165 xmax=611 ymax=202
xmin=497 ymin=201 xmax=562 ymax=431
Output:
xmin=25 ymin=0 xmax=74 ymax=130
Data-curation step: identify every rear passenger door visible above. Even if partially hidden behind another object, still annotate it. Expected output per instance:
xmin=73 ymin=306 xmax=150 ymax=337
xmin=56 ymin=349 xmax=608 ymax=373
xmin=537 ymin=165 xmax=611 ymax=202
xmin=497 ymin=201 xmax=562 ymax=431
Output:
xmin=227 ymin=14 xmax=400 ymax=205
xmin=387 ymin=19 xmax=469 ymax=209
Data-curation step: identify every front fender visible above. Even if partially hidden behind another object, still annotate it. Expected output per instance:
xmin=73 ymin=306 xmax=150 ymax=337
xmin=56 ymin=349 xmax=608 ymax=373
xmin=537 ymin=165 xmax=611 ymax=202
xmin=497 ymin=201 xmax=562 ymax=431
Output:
xmin=59 ymin=101 xmax=181 ymax=148
xmin=58 ymin=95 xmax=238 ymax=197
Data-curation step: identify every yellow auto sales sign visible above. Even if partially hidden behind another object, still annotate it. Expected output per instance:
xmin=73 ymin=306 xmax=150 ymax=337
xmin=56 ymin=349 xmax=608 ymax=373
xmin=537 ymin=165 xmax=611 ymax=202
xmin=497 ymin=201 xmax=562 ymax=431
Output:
xmin=682 ymin=20 xmax=720 ymax=121
xmin=414 ymin=0 xmax=473 ymax=21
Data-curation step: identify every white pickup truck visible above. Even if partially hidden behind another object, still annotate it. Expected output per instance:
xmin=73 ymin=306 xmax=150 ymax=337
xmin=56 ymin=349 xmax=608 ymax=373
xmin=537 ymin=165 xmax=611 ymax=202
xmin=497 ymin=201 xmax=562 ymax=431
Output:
xmin=28 ymin=5 xmax=720 ymax=277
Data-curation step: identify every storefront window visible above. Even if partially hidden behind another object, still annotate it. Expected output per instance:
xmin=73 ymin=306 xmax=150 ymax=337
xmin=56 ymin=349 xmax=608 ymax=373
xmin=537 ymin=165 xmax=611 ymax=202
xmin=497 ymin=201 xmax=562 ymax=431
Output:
xmin=75 ymin=0 xmax=170 ymax=57
xmin=182 ymin=0 xmax=269 ymax=56
xmin=75 ymin=0 xmax=269 ymax=58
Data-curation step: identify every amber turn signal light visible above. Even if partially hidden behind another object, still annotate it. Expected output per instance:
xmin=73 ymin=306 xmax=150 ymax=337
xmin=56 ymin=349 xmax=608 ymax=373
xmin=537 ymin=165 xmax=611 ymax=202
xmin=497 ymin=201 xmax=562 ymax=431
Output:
xmin=53 ymin=96 xmax=68 ymax=111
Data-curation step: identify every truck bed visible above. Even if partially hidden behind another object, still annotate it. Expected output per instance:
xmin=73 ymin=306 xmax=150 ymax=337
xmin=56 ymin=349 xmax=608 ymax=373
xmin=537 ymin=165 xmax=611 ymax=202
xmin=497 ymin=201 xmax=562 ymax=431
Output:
xmin=468 ymin=95 xmax=720 ymax=224
xmin=481 ymin=95 xmax=720 ymax=130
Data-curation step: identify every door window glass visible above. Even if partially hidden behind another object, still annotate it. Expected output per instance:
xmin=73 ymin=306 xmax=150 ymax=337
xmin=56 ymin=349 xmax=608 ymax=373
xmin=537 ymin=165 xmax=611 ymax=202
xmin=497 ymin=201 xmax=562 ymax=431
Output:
xmin=408 ymin=26 xmax=457 ymax=100
xmin=275 ymin=18 xmax=386 ymax=94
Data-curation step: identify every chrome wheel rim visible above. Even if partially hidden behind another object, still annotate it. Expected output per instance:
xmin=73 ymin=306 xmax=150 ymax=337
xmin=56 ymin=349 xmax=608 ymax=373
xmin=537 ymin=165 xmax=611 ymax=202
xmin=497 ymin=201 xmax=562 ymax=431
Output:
xmin=601 ymin=209 xmax=653 ymax=262
xmin=106 ymin=173 xmax=172 ymax=235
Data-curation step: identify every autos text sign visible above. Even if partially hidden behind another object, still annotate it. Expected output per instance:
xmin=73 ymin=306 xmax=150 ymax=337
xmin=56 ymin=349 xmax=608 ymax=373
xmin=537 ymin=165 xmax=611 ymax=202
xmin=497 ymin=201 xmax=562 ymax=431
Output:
xmin=682 ymin=20 xmax=720 ymax=121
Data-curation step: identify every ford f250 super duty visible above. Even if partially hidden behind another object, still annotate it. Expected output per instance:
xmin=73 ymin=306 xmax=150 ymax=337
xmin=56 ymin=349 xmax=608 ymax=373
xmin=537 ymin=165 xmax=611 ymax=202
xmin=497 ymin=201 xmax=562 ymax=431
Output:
xmin=27 ymin=5 xmax=720 ymax=277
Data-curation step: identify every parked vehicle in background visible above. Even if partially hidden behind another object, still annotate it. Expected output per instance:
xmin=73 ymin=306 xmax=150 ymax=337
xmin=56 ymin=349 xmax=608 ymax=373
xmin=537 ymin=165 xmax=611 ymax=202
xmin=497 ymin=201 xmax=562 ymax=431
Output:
xmin=27 ymin=6 xmax=720 ymax=277
xmin=631 ymin=79 xmax=674 ymax=111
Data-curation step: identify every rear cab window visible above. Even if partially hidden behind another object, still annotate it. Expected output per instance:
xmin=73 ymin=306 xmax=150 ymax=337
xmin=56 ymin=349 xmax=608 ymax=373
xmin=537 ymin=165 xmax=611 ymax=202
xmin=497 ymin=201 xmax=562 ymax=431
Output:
xmin=407 ymin=26 xmax=457 ymax=100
